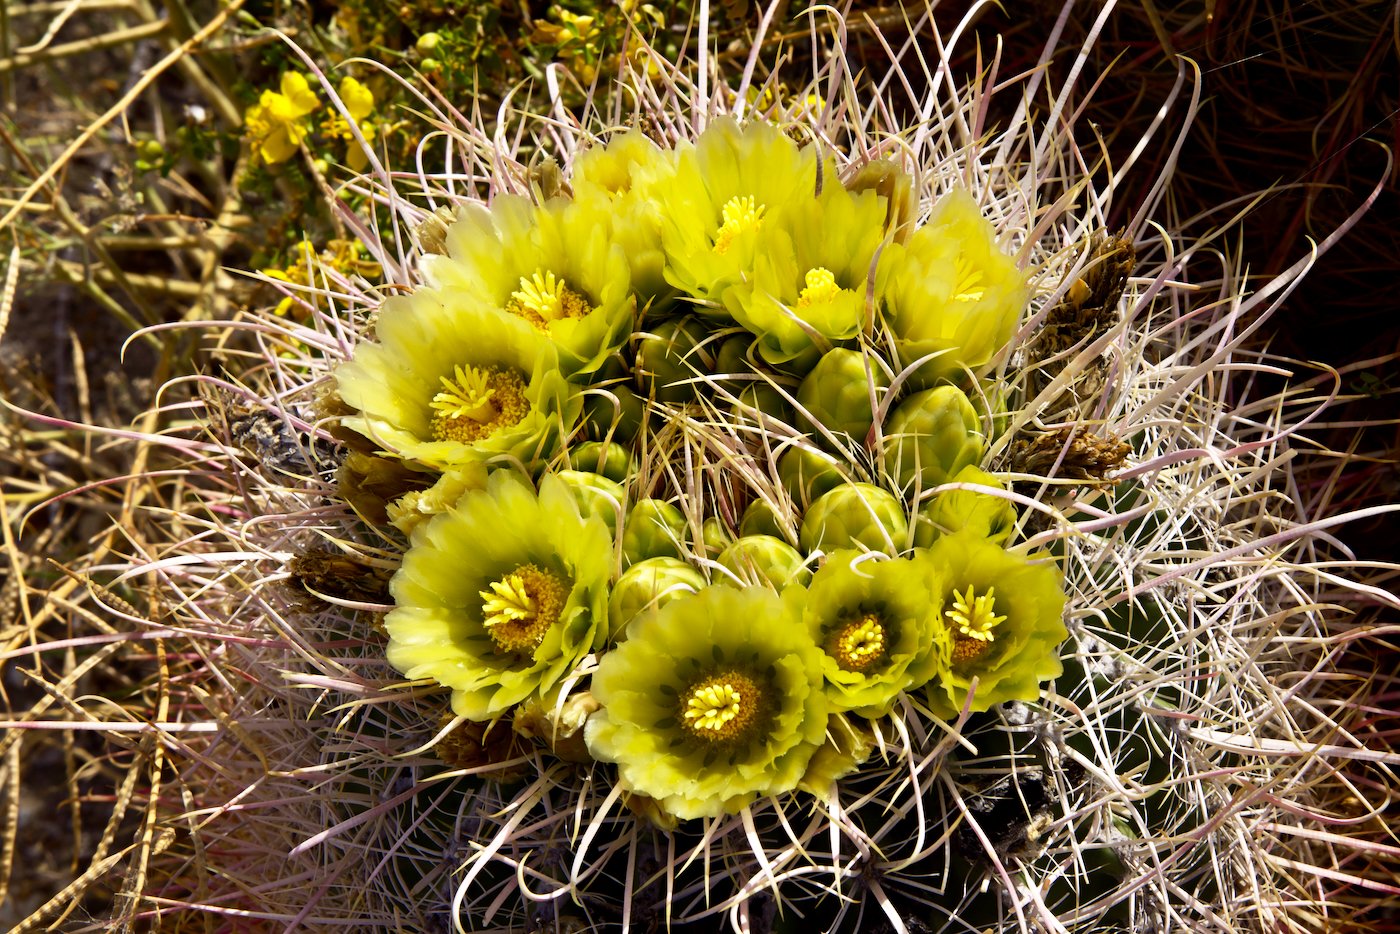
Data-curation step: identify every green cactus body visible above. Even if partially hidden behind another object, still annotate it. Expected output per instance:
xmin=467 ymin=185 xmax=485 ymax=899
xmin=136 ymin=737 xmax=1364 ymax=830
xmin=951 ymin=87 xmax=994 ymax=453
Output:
xmin=621 ymin=498 xmax=688 ymax=566
xmin=796 ymin=347 xmax=891 ymax=441
xmin=799 ymin=482 xmax=909 ymax=554
xmin=883 ymin=385 xmax=984 ymax=494
xmin=608 ymin=557 xmax=707 ymax=638
xmin=717 ymin=534 xmax=811 ymax=588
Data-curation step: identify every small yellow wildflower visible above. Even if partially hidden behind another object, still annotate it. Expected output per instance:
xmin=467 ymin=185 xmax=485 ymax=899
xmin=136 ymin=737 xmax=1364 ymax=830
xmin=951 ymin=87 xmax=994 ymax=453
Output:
xmin=261 ymin=239 xmax=382 ymax=319
xmin=244 ymin=72 xmax=320 ymax=165
xmin=320 ymin=76 xmax=376 ymax=172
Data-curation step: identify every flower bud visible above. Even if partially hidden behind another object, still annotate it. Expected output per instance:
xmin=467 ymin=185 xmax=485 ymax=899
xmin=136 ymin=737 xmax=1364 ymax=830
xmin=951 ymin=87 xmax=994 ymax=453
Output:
xmin=717 ymin=535 xmax=810 ymax=588
xmin=799 ymin=483 xmax=908 ymax=554
xmin=796 ymin=347 xmax=890 ymax=441
xmin=883 ymin=385 xmax=984 ymax=493
xmin=608 ymin=557 xmax=706 ymax=637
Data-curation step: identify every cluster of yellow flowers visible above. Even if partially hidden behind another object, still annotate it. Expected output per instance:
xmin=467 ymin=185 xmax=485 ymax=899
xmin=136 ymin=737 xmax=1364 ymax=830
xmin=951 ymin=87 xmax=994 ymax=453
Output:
xmin=332 ymin=119 xmax=1068 ymax=821
xmin=243 ymin=72 xmax=376 ymax=169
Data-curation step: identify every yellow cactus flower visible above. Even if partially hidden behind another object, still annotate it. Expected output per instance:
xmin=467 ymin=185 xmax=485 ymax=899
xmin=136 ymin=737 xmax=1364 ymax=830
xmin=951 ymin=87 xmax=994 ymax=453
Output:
xmin=244 ymin=72 xmax=320 ymax=165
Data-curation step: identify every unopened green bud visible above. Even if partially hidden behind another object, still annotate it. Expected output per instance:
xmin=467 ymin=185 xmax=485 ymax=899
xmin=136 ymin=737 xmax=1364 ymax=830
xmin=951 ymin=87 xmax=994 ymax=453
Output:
xmin=778 ymin=445 xmax=846 ymax=507
xmin=883 ymin=385 xmax=984 ymax=493
xmin=739 ymin=499 xmax=784 ymax=539
xmin=620 ymin=498 xmax=687 ymax=566
xmin=800 ymin=482 xmax=908 ymax=554
xmin=717 ymin=535 xmax=810 ymax=589
xmin=609 ymin=557 xmax=706 ymax=638
xmin=569 ymin=440 xmax=634 ymax=482
xmin=796 ymin=348 xmax=890 ymax=441
xmin=701 ymin=516 xmax=731 ymax=556
xmin=635 ymin=317 xmax=714 ymax=404
xmin=415 ymin=32 xmax=442 ymax=56
xmin=581 ymin=382 xmax=645 ymax=441
xmin=553 ymin=469 xmax=625 ymax=536
xmin=911 ymin=465 xmax=1016 ymax=547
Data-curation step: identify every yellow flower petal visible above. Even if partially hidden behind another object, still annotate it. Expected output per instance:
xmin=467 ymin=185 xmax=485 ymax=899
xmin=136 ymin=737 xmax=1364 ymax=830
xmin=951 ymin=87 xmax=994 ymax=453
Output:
xmin=278 ymin=71 xmax=320 ymax=116
xmin=339 ymin=76 xmax=374 ymax=122
xmin=258 ymin=125 xmax=299 ymax=164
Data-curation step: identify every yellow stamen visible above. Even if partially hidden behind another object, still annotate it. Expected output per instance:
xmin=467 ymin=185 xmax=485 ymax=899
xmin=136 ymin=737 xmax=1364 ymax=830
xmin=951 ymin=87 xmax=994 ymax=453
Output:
xmin=952 ymin=255 xmax=985 ymax=303
xmin=712 ymin=195 xmax=765 ymax=255
xmin=432 ymin=365 xmax=496 ymax=422
xmin=481 ymin=573 xmax=535 ymax=625
xmin=478 ymin=563 xmax=571 ymax=654
xmin=429 ymin=365 xmax=530 ymax=444
xmin=947 ymin=585 xmax=1006 ymax=665
xmin=796 ymin=267 xmax=842 ymax=308
xmin=828 ymin=612 xmax=888 ymax=674
xmin=679 ymin=670 xmax=763 ymax=743
xmin=947 ymin=585 xmax=1006 ymax=640
xmin=507 ymin=270 xmax=592 ymax=330
xmin=685 ymin=683 xmax=742 ymax=731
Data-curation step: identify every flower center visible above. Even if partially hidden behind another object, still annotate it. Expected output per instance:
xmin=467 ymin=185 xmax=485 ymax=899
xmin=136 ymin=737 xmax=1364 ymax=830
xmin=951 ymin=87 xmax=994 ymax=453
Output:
xmin=479 ymin=563 xmax=571 ymax=654
xmin=796 ymin=267 xmax=842 ymax=308
xmin=952 ymin=255 xmax=986 ymax=303
xmin=429 ymin=364 xmax=530 ymax=444
xmin=680 ymin=670 xmax=763 ymax=743
xmin=827 ymin=612 xmax=889 ymax=673
xmin=712 ymin=195 xmax=765 ymax=256
xmin=507 ymin=270 xmax=592 ymax=331
xmin=946 ymin=585 xmax=1006 ymax=665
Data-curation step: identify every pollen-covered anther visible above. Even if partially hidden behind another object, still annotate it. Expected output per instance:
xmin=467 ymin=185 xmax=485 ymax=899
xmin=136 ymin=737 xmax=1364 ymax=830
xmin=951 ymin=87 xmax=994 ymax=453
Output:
xmin=829 ymin=612 xmax=888 ymax=673
xmin=479 ymin=563 xmax=571 ymax=654
xmin=952 ymin=255 xmax=986 ymax=303
xmin=508 ymin=270 xmax=592 ymax=330
xmin=680 ymin=670 xmax=763 ymax=742
xmin=429 ymin=364 xmax=530 ymax=443
xmin=796 ymin=267 xmax=842 ymax=308
xmin=712 ymin=195 xmax=766 ymax=255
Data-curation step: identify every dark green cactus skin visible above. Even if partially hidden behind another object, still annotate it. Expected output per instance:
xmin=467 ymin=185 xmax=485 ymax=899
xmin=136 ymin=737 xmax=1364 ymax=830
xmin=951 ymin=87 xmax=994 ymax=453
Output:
xmin=799 ymin=482 xmax=909 ymax=554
